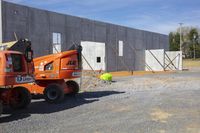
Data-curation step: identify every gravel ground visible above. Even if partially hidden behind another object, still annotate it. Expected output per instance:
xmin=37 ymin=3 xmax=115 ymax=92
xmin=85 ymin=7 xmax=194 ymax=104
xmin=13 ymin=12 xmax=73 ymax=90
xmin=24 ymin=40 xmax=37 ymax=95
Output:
xmin=0 ymin=70 xmax=200 ymax=133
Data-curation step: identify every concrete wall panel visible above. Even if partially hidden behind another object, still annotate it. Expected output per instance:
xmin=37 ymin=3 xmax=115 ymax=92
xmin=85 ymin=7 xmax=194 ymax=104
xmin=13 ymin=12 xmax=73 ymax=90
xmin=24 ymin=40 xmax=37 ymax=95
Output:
xmin=145 ymin=49 xmax=165 ymax=71
xmin=65 ymin=15 xmax=81 ymax=50
xmin=81 ymin=41 xmax=106 ymax=70
xmin=163 ymin=35 xmax=169 ymax=50
xmin=65 ymin=26 xmax=81 ymax=49
xmin=135 ymin=30 xmax=144 ymax=50
xmin=106 ymin=24 xmax=118 ymax=72
xmin=81 ymin=18 xmax=94 ymax=41
xmin=127 ymin=28 xmax=136 ymax=48
xmin=28 ymin=8 xmax=51 ymax=56
xmin=144 ymin=32 xmax=153 ymax=49
xmin=126 ymin=29 xmax=137 ymax=70
xmin=49 ymin=13 xmax=66 ymax=32
xmin=2 ymin=2 xmax=29 ymax=41
xmin=135 ymin=50 xmax=145 ymax=71
xmin=2 ymin=1 xmax=169 ymax=72
xmin=152 ymin=33 xmax=160 ymax=49
xmin=116 ymin=26 xmax=127 ymax=71
xmin=94 ymin=21 xmax=106 ymax=42
xmin=66 ymin=15 xmax=81 ymax=28
xmin=165 ymin=51 xmax=182 ymax=70
xmin=49 ymin=13 xmax=66 ymax=53
xmin=123 ymin=43 xmax=135 ymax=70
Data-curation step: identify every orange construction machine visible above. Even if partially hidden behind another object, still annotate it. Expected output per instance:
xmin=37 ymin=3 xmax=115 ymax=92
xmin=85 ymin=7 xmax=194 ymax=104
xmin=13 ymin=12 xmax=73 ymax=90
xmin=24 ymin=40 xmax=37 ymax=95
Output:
xmin=0 ymin=39 xmax=34 ymax=116
xmin=21 ymin=45 xmax=82 ymax=103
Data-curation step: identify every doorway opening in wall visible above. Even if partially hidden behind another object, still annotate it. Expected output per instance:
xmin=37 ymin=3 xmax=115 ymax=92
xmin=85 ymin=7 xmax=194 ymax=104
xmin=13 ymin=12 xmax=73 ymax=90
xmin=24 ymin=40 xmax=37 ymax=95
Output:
xmin=52 ymin=32 xmax=61 ymax=54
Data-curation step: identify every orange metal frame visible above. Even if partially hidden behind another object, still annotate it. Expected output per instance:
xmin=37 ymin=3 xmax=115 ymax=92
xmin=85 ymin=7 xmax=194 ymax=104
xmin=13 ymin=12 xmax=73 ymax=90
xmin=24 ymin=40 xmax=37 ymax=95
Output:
xmin=0 ymin=50 xmax=34 ymax=105
xmin=0 ymin=51 xmax=33 ymax=86
xmin=22 ymin=50 xmax=81 ymax=95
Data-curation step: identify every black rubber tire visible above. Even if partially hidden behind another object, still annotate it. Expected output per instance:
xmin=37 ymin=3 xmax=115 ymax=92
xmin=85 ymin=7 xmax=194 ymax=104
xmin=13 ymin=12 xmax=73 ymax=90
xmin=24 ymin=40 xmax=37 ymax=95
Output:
xmin=0 ymin=101 xmax=3 ymax=116
xmin=9 ymin=86 xmax=31 ymax=110
xmin=44 ymin=83 xmax=64 ymax=103
xmin=66 ymin=80 xmax=79 ymax=95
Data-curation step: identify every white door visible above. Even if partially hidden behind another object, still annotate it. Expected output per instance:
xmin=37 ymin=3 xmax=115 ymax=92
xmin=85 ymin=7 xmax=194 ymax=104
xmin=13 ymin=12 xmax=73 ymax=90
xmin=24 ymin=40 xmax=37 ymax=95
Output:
xmin=81 ymin=41 xmax=105 ymax=71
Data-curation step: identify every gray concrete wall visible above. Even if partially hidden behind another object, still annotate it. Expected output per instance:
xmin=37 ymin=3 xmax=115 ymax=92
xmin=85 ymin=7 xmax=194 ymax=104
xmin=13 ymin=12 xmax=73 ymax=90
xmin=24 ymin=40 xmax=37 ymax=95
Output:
xmin=1 ymin=1 xmax=169 ymax=72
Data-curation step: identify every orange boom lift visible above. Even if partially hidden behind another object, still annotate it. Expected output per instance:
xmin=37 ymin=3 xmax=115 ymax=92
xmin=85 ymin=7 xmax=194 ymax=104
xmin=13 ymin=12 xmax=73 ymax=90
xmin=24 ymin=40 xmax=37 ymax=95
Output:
xmin=0 ymin=39 xmax=34 ymax=116
xmin=21 ymin=45 xmax=82 ymax=103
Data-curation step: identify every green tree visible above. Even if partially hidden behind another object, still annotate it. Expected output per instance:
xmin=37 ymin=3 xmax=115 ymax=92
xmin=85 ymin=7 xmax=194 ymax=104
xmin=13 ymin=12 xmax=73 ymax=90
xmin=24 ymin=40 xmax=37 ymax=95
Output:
xmin=188 ymin=28 xmax=199 ymax=58
xmin=169 ymin=32 xmax=180 ymax=51
xmin=170 ymin=27 xmax=200 ymax=58
xmin=188 ymin=28 xmax=198 ymax=41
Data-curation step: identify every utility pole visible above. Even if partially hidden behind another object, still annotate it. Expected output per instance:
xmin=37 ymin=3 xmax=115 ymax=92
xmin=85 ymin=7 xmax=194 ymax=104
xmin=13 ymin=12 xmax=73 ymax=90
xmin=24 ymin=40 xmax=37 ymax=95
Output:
xmin=193 ymin=34 xmax=196 ymax=59
xmin=179 ymin=23 xmax=183 ymax=51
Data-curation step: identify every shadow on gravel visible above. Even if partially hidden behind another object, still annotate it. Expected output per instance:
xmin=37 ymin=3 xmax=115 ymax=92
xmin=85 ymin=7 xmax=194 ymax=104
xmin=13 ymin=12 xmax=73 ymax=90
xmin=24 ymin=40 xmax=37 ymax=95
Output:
xmin=0 ymin=90 xmax=124 ymax=123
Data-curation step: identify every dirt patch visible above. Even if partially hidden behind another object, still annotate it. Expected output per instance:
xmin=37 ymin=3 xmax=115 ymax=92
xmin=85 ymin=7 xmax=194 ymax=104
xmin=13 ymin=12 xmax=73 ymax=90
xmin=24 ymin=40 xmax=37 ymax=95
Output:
xmin=110 ymin=105 xmax=131 ymax=113
xmin=151 ymin=108 xmax=173 ymax=123
xmin=186 ymin=123 xmax=200 ymax=133
xmin=158 ymin=130 xmax=166 ymax=133
xmin=183 ymin=59 xmax=200 ymax=67
xmin=110 ymin=71 xmax=174 ymax=77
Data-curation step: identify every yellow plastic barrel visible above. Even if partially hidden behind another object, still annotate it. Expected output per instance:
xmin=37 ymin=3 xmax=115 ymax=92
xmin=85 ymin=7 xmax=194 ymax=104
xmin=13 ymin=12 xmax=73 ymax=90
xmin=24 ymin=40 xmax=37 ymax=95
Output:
xmin=100 ymin=73 xmax=112 ymax=81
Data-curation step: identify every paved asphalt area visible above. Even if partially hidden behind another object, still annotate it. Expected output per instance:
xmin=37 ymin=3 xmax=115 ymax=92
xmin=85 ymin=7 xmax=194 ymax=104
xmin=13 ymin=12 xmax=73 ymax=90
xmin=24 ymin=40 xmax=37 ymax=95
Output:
xmin=0 ymin=70 xmax=200 ymax=133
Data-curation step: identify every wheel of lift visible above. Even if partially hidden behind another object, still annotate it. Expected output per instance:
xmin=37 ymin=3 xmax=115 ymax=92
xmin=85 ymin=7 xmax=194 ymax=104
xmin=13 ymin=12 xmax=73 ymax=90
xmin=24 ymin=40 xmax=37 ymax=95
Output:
xmin=9 ymin=86 xmax=31 ymax=110
xmin=66 ymin=80 xmax=79 ymax=95
xmin=44 ymin=83 xmax=64 ymax=103
xmin=0 ymin=101 xmax=3 ymax=116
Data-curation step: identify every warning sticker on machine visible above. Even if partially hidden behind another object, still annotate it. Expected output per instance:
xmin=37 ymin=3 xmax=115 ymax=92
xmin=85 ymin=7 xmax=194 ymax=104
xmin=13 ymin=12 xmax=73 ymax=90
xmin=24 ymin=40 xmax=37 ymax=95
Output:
xmin=72 ymin=72 xmax=81 ymax=77
xmin=15 ymin=75 xmax=34 ymax=83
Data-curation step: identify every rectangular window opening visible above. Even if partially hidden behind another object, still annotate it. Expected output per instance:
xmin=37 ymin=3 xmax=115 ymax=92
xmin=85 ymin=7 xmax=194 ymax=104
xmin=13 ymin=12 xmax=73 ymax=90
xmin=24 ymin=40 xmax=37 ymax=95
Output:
xmin=97 ymin=57 xmax=101 ymax=63
xmin=11 ymin=54 xmax=23 ymax=72
xmin=119 ymin=40 xmax=123 ymax=56
xmin=52 ymin=32 xmax=62 ymax=53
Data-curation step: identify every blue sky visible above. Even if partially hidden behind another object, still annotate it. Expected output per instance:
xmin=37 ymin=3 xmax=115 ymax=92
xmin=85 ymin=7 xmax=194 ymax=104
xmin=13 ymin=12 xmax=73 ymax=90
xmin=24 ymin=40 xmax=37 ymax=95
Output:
xmin=5 ymin=0 xmax=200 ymax=35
